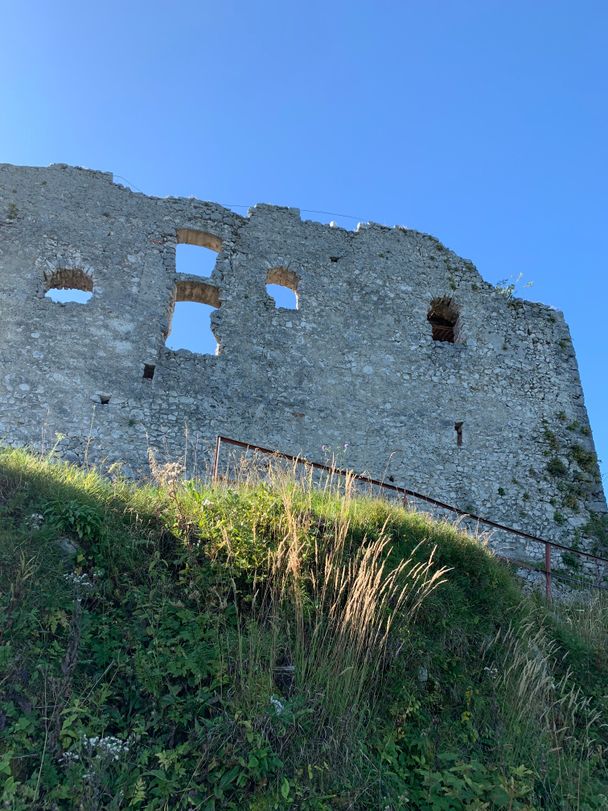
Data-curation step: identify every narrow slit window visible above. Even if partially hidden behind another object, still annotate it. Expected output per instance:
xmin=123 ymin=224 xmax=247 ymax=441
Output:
xmin=428 ymin=297 xmax=459 ymax=343
xmin=143 ymin=364 xmax=156 ymax=380
xmin=176 ymin=228 xmax=221 ymax=278
xmin=266 ymin=267 xmax=299 ymax=310
xmin=455 ymin=421 xmax=463 ymax=447
xmin=165 ymin=280 xmax=220 ymax=355
xmin=44 ymin=268 xmax=93 ymax=303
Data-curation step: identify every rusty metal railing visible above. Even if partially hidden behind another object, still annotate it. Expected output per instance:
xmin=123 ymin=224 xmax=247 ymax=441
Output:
xmin=211 ymin=435 xmax=608 ymax=601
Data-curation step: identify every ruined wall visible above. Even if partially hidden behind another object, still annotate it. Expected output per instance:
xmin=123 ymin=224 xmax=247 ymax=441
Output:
xmin=0 ymin=163 xmax=606 ymax=575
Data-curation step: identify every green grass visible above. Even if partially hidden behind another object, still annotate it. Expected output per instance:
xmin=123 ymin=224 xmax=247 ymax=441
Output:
xmin=0 ymin=447 xmax=606 ymax=809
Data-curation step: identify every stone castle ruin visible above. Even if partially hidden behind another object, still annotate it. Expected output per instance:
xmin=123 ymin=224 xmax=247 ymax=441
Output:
xmin=0 ymin=163 xmax=606 ymax=579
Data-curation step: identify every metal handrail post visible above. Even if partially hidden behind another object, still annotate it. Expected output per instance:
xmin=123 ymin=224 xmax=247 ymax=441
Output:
xmin=212 ymin=435 xmax=222 ymax=484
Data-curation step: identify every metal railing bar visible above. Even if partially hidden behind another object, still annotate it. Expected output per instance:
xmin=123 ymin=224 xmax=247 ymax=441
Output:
xmin=497 ymin=556 xmax=608 ymax=593
xmin=214 ymin=435 xmax=608 ymax=567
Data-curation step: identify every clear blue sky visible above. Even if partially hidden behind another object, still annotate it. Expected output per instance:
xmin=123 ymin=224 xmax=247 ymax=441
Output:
xmin=2 ymin=1 xmax=606 ymax=485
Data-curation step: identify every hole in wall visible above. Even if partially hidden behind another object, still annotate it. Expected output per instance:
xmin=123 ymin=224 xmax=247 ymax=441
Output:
xmin=46 ymin=288 xmax=92 ymax=303
xmin=454 ymin=421 xmax=463 ymax=447
xmin=44 ymin=268 xmax=93 ymax=303
xmin=176 ymin=228 xmax=221 ymax=278
xmin=143 ymin=364 xmax=156 ymax=380
xmin=165 ymin=279 xmax=220 ymax=355
xmin=266 ymin=267 xmax=299 ymax=310
xmin=428 ymin=297 xmax=459 ymax=343
xmin=267 ymin=284 xmax=298 ymax=309
xmin=176 ymin=244 xmax=218 ymax=278
xmin=166 ymin=303 xmax=219 ymax=354
xmin=100 ymin=394 xmax=111 ymax=405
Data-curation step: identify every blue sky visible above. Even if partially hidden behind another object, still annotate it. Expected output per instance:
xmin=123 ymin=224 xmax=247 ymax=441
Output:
xmin=2 ymin=0 xmax=606 ymax=484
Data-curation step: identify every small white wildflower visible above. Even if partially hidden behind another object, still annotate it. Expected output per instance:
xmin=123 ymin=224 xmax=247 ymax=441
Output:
xmin=270 ymin=696 xmax=285 ymax=715
xmin=64 ymin=572 xmax=95 ymax=590
xmin=84 ymin=735 xmax=129 ymax=761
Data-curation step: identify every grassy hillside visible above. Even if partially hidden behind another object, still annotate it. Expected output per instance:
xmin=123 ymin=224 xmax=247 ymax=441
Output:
xmin=0 ymin=448 xmax=606 ymax=810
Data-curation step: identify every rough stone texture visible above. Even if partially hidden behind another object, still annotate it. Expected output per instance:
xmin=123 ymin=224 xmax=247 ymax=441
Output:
xmin=0 ymin=163 xmax=606 ymax=581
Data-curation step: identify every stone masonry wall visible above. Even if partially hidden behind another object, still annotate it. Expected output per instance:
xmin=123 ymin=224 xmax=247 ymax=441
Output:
xmin=0 ymin=163 xmax=606 ymax=581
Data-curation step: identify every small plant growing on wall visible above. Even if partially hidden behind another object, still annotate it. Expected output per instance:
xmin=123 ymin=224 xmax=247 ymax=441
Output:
xmin=546 ymin=457 xmax=567 ymax=478
xmin=553 ymin=510 xmax=566 ymax=525
xmin=542 ymin=426 xmax=560 ymax=452
xmin=584 ymin=513 xmax=608 ymax=552
xmin=494 ymin=272 xmax=533 ymax=299
xmin=570 ymin=444 xmax=596 ymax=474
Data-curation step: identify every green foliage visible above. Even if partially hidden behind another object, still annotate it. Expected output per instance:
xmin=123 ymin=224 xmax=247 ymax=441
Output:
xmin=561 ymin=549 xmax=581 ymax=570
xmin=570 ymin=443 xmax=597 ymax=474
xmin=43 ymin=498 xmax=104 ymax=541
xmin=494 ymin=273 xmax=534 ymax=300
xmin=553 ymin=510 xmax=566 ymax=525
xmin=563 ymin=490 xmax=579 ymax=511
xmin=0 ymin=448 xmax=606 ymax=809
xmin=584 ymin=513 xmax=608 ymax=553
xmin=546 ymin=456 xmax=567 ymax=478
xmin=378 ymin=740 xmax=536 ymax=809
xmin=543 ymin=426 xmax=560 ymax=452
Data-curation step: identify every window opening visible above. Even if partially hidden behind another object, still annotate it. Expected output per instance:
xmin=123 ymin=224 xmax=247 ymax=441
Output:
xmin=266 ymin=267 xmax=299 ymax=310
xmin=44 ymin=268 xmax=93 ymax=303
xmin=427 ymin=297 xmax=459 ymax=342
xmin=176 ymin=228 xmax=221 ymax=278
xmin=165 ymin=280 xmax=220 ymax=355
xmin=455 ymin=421 xmax=463 ymax=447
xmin=100 ymin=394 xmax=111 ymax=405
xmin=143 ymin=364 xmax=156 ymax=380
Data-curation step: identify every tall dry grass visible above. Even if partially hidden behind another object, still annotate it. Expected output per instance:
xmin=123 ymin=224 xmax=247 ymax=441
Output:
xmin=557 ymin=592 xmax=608 ymax=651
xmin=488 ymin=618 xmax=605 ymax=808
xmin=226 ymin=460 xmax=450 ymax=755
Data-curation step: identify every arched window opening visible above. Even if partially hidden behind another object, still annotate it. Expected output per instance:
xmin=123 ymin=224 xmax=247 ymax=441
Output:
xmin=427 ymin=297 xmax=459 ymax=343
xmin=176 ymin=228 xmax=221 ymax=278
xmin=165 ymin=280 xmax=220 ymax=355
xmin=266 ymin=267 xmax=299 ymax=310
xmin=44 ymin=268 xmax=93 ymax=303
